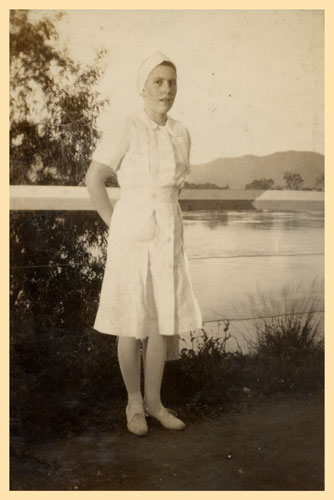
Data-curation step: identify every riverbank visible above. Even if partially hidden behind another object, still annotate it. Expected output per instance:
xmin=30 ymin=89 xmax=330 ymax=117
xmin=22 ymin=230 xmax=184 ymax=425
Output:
xmin=10 ymin=391 xmax=324 ymax=490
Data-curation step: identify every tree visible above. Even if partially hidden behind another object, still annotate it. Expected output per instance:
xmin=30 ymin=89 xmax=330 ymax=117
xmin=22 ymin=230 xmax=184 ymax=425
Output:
xmin=283 ymin=171 xmax=304 ymax=190
xmin=10 ymin=10 xmax=111 ymax=186
xmin=245 ymin=178 xmax=275 ymax=190
xmin=314 ymin=173 xmax=324 ymax=191
xmin=183 ymin=181 xmax=229 ymax=189
xmin=10 ymin=12 xmax=118 ymax=444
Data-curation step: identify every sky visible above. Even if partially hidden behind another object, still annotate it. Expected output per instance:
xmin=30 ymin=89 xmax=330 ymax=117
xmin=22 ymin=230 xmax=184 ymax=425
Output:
xmin=36 ymin=9 xmax=324 ymax=164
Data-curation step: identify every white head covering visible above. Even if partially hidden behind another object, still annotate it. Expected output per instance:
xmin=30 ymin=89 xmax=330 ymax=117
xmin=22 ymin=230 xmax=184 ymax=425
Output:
xmin=137 ymin=51 xmax=176 ymax=95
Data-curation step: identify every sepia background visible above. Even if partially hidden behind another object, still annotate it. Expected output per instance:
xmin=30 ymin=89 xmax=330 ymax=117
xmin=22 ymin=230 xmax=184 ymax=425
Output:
xmin=57 ymin=10 xmax=324 ymax=162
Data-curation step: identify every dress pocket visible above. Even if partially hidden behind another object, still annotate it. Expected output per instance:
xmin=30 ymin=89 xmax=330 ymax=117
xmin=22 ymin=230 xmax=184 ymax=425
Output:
xmin=110 ymin=201 xmax=157 ymax=242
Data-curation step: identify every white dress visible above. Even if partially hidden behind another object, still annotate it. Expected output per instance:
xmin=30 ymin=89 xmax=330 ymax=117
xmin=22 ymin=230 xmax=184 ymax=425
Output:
xmin=92 ymin=109 xmax=202 ymax=360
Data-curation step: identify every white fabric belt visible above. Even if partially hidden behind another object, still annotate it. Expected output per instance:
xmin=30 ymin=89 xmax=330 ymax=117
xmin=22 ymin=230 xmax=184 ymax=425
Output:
xmin=120 ymin=186 xmax=179 ymax=204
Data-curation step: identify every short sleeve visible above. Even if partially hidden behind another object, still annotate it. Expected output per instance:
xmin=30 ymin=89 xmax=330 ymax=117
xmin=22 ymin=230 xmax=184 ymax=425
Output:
xmin=92 ymin=114 xmax=130 ymax=172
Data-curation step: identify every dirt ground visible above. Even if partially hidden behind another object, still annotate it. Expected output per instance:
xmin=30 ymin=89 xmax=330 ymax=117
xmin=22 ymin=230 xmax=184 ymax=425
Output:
xmin=10 ymin=392 xmax=324 ymax=491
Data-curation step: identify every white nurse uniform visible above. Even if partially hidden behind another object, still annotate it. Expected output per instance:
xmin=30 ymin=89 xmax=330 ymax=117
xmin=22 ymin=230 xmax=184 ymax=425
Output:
xmin=92 ymin=108 xmax=202 ymax=360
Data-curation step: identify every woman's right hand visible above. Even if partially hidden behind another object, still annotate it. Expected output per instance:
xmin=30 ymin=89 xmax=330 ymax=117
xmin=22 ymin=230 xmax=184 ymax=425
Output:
xmin=85 ymin=160 xmax=115 ymax=227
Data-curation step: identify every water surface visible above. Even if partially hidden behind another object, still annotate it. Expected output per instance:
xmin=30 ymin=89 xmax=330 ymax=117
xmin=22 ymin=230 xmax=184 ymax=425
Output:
xmin=182 ymin=210 xmax=324 ymax=351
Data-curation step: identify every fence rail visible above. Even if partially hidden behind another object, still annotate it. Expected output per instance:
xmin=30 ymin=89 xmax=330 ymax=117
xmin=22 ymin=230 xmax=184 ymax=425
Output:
xmin=9 ymin=309 xmax=324 ymax=346
xmin=11 ymin=250 xmax=324 ymax=271
xmin=10 ymin=185 xmax=324 ymax=211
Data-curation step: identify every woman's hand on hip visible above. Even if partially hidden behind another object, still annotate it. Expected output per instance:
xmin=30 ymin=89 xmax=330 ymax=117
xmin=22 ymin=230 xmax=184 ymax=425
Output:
xmin=85 ymin=160 xmax=115 ymax=227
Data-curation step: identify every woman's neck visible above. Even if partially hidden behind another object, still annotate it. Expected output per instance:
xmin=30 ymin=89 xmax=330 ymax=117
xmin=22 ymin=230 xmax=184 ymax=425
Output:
xmin=144 ymin=107 xmax=167 ymax=126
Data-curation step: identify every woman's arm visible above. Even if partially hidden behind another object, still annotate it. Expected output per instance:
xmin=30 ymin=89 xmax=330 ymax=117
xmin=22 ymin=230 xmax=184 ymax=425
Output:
xmin=85 ymin=160 xmax=115 ymax=227
xmin=86 ymin=114 xmax=130 ymax=226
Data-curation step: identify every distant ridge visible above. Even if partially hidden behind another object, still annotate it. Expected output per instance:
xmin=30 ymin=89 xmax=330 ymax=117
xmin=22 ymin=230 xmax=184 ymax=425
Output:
xmin=188 ymin=151 xmax=324 ymax=189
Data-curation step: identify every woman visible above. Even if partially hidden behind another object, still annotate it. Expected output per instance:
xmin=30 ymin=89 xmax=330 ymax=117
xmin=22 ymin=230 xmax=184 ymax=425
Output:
xmin=85 ymin=52 xmax=202 ymax=436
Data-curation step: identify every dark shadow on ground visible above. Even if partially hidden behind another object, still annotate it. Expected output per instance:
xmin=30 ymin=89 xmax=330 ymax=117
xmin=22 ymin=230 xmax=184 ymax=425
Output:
xmin=10 ymin=391 xmax=324 ymax=491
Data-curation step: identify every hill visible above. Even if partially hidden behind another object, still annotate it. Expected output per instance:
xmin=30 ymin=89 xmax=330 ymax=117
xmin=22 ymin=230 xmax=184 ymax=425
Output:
xmin=188 ymin=151 xmax=324 ymax=189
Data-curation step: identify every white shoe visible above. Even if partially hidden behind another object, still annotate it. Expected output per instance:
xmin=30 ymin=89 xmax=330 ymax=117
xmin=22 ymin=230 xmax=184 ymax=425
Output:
xmin=126 ymin=405 xmax=148 ymax=436
xmin=144 ymin=406 xmax=186 ymax=430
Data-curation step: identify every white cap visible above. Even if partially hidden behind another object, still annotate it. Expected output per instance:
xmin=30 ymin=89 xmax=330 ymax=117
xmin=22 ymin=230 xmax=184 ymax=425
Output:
xmin=137 ymin=51 xmax=176 ymax=95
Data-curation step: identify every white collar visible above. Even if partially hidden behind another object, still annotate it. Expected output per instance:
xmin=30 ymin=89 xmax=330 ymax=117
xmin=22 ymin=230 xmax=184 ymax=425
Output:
xmin=139 ymin=109 xmax=181 ymax=137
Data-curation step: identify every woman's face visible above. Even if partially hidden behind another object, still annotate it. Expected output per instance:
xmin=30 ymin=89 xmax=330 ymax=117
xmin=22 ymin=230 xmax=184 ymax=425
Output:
xmin=142 ymin=64 xmax=177 ymax=117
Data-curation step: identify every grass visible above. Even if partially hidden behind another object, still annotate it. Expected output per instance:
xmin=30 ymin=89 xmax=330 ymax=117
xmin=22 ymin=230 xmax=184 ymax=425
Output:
xmin=246 ymin=281 xmax=323 ymax=347
xmin=242 ymin=282 xmax=324 ymax=396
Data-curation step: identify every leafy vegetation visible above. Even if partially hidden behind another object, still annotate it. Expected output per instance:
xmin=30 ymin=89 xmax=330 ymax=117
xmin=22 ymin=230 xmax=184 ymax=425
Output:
xmin=314 ymin=173 xmax=324 ymax=191
xmin=244 ymin=171 xmax=323 ymax=191
xmin=10 ymin=10 xmax=110 ymax=186
xmin=283 ymin=171 xmax=304 ymax=190
xmin=245 ymin=178 xmax=275 ymax=190
xmin=183 ymin=181 xmax=229 ymax=190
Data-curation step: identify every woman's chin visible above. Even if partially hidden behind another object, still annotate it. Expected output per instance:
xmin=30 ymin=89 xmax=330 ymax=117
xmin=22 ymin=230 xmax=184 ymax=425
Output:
xmin=159 ymin=102 xmax=173 ymax=113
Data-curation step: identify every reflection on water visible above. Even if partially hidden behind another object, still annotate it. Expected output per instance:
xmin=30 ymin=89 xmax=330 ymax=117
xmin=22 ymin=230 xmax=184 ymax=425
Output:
xmin=182 ymin=209 xmax=324 ymax=352
xmin=183 ymin=210 xmax=324 ymax=259
xmin=184 ymin=209 xmax=324 ymax=230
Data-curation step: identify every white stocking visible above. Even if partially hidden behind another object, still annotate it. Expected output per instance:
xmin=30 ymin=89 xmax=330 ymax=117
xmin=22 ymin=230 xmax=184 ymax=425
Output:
xmin=142 ymin=334 xmax=167 ymax=413
xmin=117 ymin=337 xmax=143 ymax=413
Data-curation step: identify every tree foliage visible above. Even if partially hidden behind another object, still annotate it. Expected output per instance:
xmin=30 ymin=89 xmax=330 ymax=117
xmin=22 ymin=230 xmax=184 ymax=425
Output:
xmin=314 ymin=173 xmax=324 ymax=191
xmin=245 ymin=178 xmax=275 ymax=190
xmin=184 ymin=181 xmax=229 ymax=190
xmin=9 ymin=12 xmax=119 ymax=446
xmin=10 ymin=10 xmax=110 ymax=185
xmin=283 ymin=171 xmax=304 ymax=191
xmin=10 ymin=211 xmax=117 ymax=443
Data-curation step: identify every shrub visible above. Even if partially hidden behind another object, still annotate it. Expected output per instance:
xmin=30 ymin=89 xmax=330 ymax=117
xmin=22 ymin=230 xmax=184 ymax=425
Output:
xmin=244 ymin=282 xmax=324 ymax=395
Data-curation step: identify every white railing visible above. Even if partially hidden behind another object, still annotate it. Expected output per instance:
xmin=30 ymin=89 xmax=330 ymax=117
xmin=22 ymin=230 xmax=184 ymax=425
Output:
xmin=10 ymin=186 xmax=324 ymax=211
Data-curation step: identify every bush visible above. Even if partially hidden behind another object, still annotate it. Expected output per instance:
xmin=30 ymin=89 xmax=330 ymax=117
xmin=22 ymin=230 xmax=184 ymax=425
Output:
xmin=10 ymin=211 xmax=122 ymax=445
xmin=243 ymin=282 xmax=324 ymax=395
xmin=164 ymin=283 xmax=324 ymax=417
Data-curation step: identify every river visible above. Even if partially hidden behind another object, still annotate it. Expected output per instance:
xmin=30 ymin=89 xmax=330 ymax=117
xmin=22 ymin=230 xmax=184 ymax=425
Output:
xmin=182 ymin=209 xmax=324 ymax=352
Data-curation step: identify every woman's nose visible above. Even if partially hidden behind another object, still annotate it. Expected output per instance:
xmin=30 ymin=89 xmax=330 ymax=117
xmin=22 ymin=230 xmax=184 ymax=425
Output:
xmin=162 ymin=81 xmax=172 ymax=93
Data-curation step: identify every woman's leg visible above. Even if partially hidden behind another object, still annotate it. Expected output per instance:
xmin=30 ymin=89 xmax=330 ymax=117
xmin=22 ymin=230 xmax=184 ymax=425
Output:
xmin=117 ymin=336 xmax=143 ymax=411
xmin=142 ymin=334 xmax=167 ymax=414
